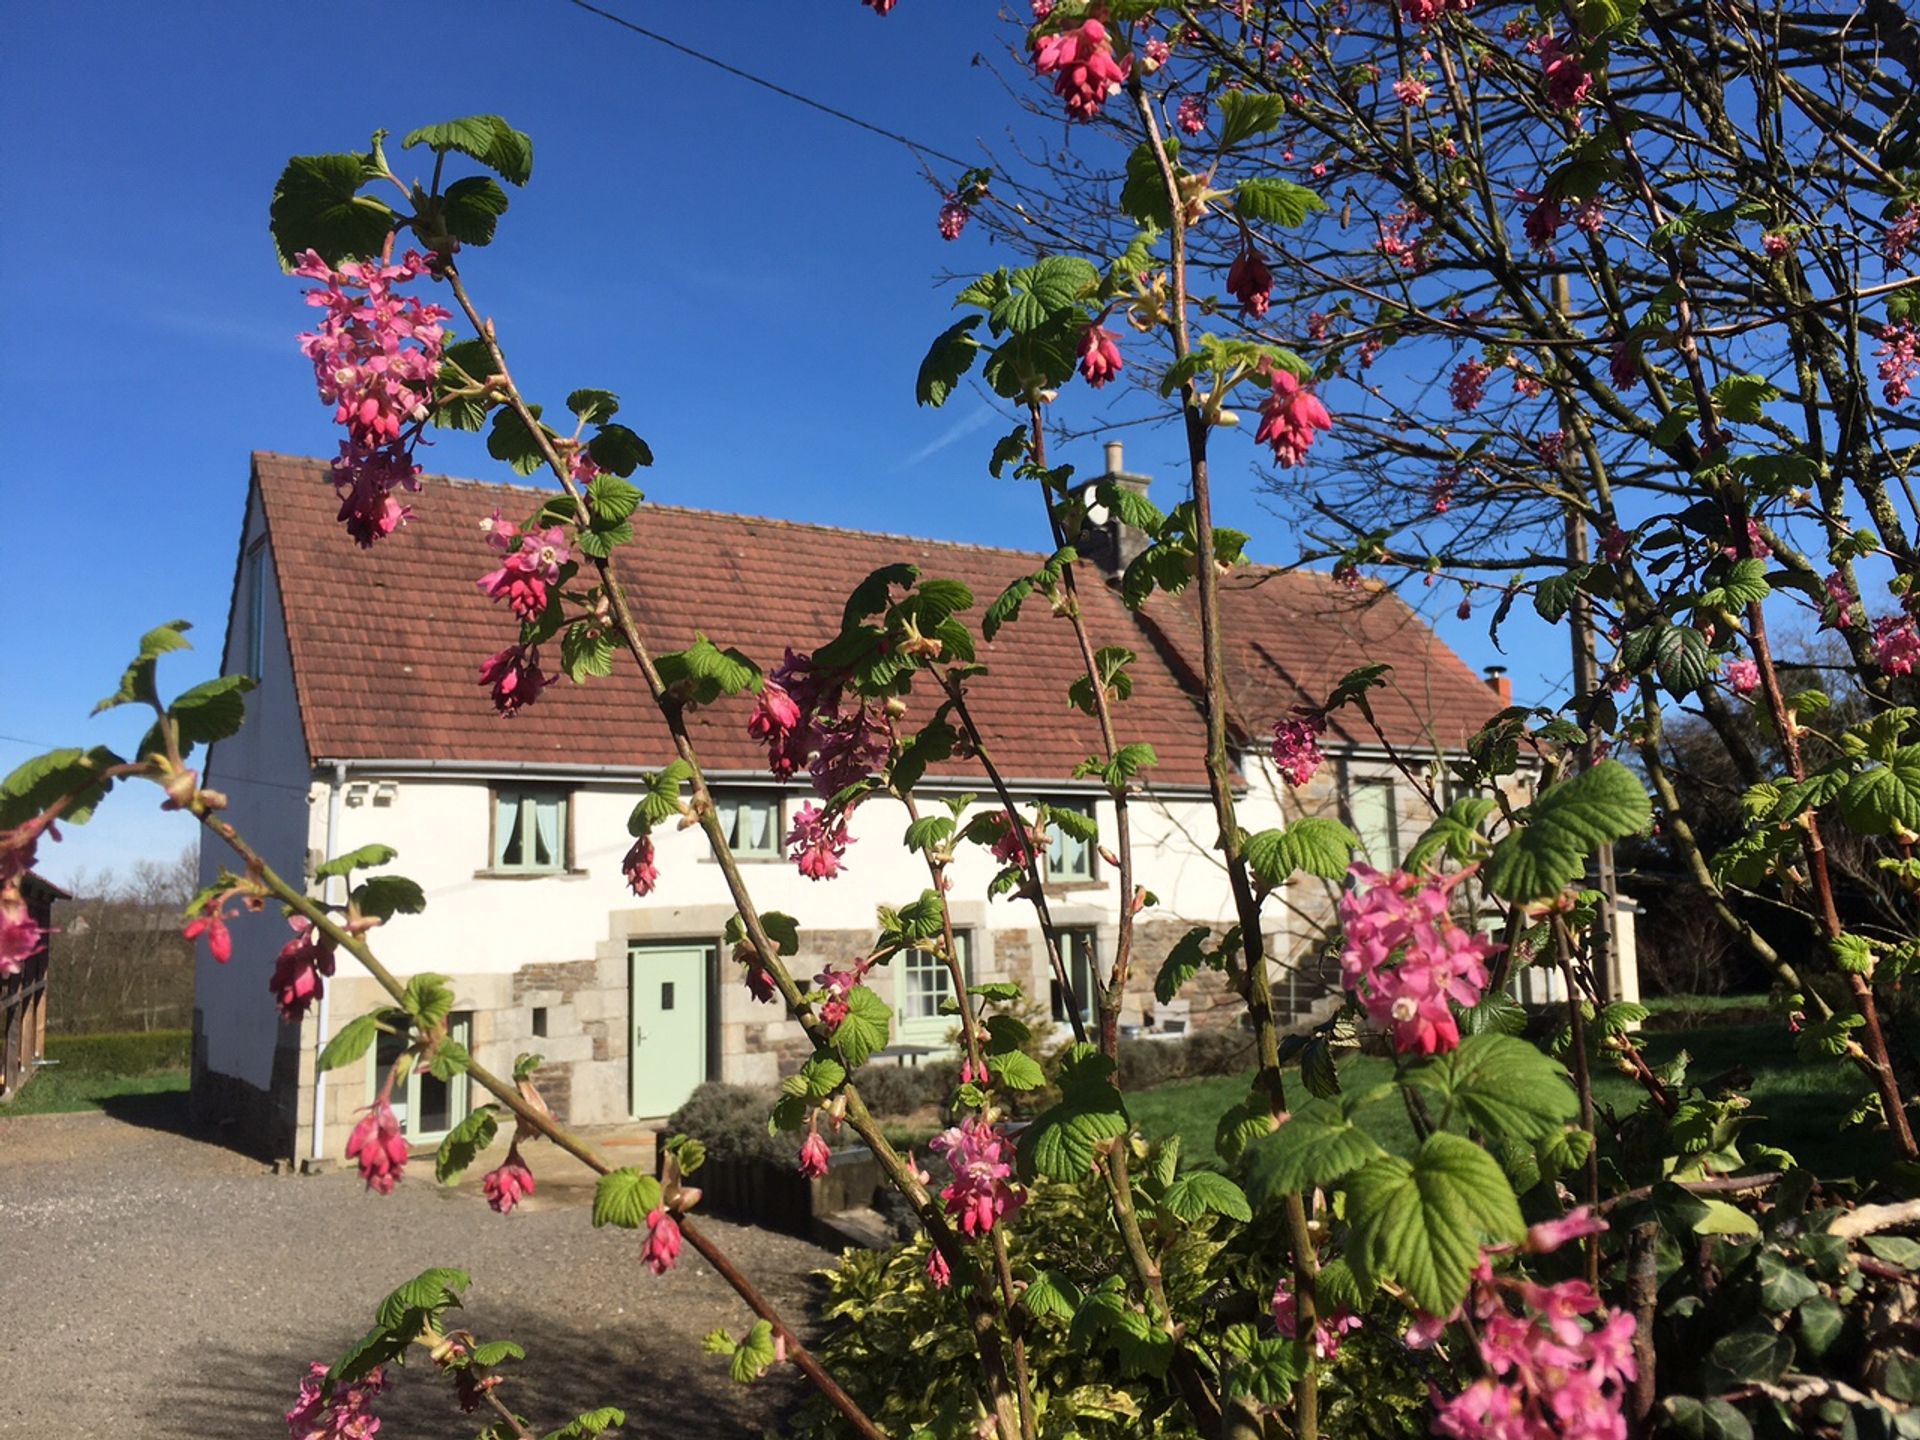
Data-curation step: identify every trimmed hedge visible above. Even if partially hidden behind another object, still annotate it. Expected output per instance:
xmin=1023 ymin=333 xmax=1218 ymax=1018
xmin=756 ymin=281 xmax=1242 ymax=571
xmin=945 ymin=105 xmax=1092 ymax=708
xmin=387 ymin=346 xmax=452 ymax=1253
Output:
xmin=45 ymin=1029 xmax=191 ymax=1076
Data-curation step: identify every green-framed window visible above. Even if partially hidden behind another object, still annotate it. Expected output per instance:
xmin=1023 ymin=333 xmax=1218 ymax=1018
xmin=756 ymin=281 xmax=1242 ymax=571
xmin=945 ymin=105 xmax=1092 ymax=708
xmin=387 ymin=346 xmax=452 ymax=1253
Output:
xmin=494 ymin=788 xmax=568 ymax=872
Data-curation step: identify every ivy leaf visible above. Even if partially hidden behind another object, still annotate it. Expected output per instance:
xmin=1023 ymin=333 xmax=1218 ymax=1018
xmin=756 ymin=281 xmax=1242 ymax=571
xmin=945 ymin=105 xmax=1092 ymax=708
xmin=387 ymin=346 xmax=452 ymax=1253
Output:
xmin=401 ymin=114 xmax=533 ymax=186
xmin=317 ymin=1012 xmax=383 ymax=1073
xmin=592 ymin=1168 xmax=663 ymax=1229
xmin=833 ymin=986 xmax=892 ymax=1070
xmin=1485 ymin=760 xmax=1650 ymax=902
xmin=1234 ymin=176 xmax=1328 ymax=227
xmin=1160 ymin=1171 xmax=1253 ymax=1223
xmin=1345 ymin=1132 xmax=1525 ymax=1315
xmin=1661 ymin=1397 xmax=1755 ymax=1440
xmin=916 ymin=316 xmax=983 ymax=408
xmin=270 ymin=152 xmax=394 ymax=268
xmin=435 ymin=1105 xmax=499 ymax=1183
xmin=1404 ymin=1034 xmax=1579 ymax=1143
xmin=1245 ymin=1098 xmax=1387 ymax=1203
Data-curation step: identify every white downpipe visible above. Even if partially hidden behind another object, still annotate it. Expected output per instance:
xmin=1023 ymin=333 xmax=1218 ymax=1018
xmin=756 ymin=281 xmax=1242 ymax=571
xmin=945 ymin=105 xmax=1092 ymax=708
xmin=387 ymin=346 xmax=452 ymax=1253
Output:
xmin=311 ymin=761 xmax=347 ymax=1163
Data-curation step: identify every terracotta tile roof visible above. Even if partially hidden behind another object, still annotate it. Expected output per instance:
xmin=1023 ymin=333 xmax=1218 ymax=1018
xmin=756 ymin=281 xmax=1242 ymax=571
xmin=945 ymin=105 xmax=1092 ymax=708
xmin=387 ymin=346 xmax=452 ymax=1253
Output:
xmin=251 ymin=453 xmax=1499 ymax=786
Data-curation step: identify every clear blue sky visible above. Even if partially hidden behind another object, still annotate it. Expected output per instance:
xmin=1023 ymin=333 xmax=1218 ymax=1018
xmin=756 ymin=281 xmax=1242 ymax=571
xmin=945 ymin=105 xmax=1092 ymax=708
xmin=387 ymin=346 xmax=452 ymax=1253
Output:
xmin=5 ymin=2 xmax=1562 ymax=886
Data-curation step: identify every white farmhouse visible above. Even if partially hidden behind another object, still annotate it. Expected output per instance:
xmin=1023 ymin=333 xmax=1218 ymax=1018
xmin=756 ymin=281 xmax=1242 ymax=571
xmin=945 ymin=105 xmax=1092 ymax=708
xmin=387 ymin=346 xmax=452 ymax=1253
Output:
xmin=194 ymin=448 xmax=1517 ymax=1163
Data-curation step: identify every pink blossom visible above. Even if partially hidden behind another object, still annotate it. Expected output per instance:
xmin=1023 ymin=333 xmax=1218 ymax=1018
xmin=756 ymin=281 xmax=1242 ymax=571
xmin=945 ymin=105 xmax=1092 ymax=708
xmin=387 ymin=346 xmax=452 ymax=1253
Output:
xmin=622 ymin=835 xmax=658 ymax=897
xmin=1536 ymin=33 xmax=1591 ymax=110
xmin=1450 ymin=358 xmax=1492 ymax=413
xmin=287 ymin=1361 xmax=387 ymax=1440
xmin=1762 ymin=232 xmax=1792 ymax=258
xmin=1405 ymin=1311 xmax=1452 ymax=1349
xmin=1535 ymin=430 xmax=1567 ymax=467
xmin=477 ymin=522 xmax=571 ymax=623
xmin=1609 ymin=339 xmax=1641 ymax=391
xmin=938 ymin=198 xmax=970 ymax=241
xmin=1031 ymin=0 xmax=1054 ymax=17
xmin=483 ymin=1149 xmax=536 ymax=1214
xmin=1078 ymin=323 xmax=1124 ymax=388
xmin=862 ymin=0 xmax=897 ymax=12
xmin=0 ymin=823 xmax=54 ymax=978
xmin=799 ymin=1127 xmax=833 ymax=1179
xmin=1393 ymin=76 xmax=1432 ymax=107
xmin=788 ymin=803 xmax=854 ymax=880
xmin=1825 ymin=570 xmax=1856 ymax=628
xmin=1227 ymin=246 xmax=1274 ymax=317
xmin=184 ymin=910 xmax=233 ymax=964
xmin=1525 ymin=198 xmax=1563 ymax=254
xmin=1398 ymin=0 xmax=1475 ymax=25
xmin=1336 ymin=865 xmax=1498 ymax=1056
xmin=1599 ymin=526 xmax=1631 ymax=563
xmin=643 ymin=1206 xmax=683 ymax=1274
xmin=1572 ymin=198 xmax=1606 ymax=235
xmin=927 ymin=1246 xmax=952 ymax=1288
xmin=271 ymin=915 xmax=337 ymax=1023
xmin=1723 ymin=658 xmax=1761 ymax=696
xmin=1878 ymin=321 xmax=1919 ymax=405
xmin=1874 ymin=615 xmax=1920 ymax=675
xmin=1177 ymin=94 xmax=1209 ymax=135
xmin=1358 ymin=337 xmax=1384 ymax=368
xmin=1272 ymin=1276 xmax=1362 ymax=1359
xmin=293 ymin=249 xmax=448 ymax=548
xmin=987 ymin=812 xmax=1047 ymax=868
xmin=1255 ymin=368 xmax=1334 ymax=467
xmin=1887 ymin=208 xmax=1919 ymax=270
xmin=1142 ymin=35 xmax=1169 ymax=68
xmin=1377 ymin=204 xmax=1436 ymax=273
xmin=929 ymin=1116 xmax=1024 ymax=1237
xmin=743 ymin=957 xmax=777 ymax=1004
xmin=1271 ymin=712 xmax=1327 ymax=787
xmin=346 ymin=1099 xmax=409 ymax=1195
xmin=1032 ymin=17 xmax=1129 ymax=120
xmin=814 ymin=961 xmax=869 ymax=1032
xmin=1526 ymin=1206 xmax=1607 ymax=1254
xmin=477 ymin=644 xmax=548 ymax=717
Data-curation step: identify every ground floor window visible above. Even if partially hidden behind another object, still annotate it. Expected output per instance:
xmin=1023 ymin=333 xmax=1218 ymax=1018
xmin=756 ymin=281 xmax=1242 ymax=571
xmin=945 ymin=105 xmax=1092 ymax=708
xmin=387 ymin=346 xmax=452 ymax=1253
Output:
xmin=370 ymin=1011 xmax=471 ymax=1140
xmin=1050 ymin=929 xmax=1100 ymax=1026
xmin=898 ymin=931 xmax=971 ymax=1045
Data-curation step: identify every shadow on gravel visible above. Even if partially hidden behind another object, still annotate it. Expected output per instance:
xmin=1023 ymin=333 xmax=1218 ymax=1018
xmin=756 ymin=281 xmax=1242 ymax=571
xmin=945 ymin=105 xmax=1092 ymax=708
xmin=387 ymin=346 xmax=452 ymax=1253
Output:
xmin=93 ymin=1090 xmax=283 ymax=1165
xmin=173 ymin=1311 xmax=804 ymax=1440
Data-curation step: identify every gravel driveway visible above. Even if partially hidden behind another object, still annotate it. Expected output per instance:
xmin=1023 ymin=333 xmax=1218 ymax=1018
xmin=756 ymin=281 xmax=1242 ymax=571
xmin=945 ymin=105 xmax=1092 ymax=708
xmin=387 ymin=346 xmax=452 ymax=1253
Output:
xmin=0 ymin=1098 xmax=834 ymax=1439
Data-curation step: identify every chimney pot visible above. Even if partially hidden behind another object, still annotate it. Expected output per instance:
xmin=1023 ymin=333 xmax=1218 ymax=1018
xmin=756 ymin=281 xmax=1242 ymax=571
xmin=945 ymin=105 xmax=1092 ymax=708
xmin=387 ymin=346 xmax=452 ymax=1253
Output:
xmin=1104 ymin=439 xmax=1124 ymax=474
xmin=1483 ymin=665 xmax=1512 ymax=704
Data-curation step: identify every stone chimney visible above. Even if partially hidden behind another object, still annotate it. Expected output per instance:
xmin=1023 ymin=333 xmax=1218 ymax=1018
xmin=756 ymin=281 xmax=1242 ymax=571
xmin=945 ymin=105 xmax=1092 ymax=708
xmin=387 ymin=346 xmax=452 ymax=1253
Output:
xmin=1080 ymin=439 xmax=1153 ymax=573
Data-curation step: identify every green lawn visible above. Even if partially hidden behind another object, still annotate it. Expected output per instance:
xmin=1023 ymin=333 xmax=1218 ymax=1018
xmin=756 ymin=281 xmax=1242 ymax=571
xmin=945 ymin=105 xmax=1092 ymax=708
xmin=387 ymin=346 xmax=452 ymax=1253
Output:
xmin=3 ymin=1066 xmax=190 ymax=1115
xmin=1129 ymin=1021 xmax=1879 ymax=1179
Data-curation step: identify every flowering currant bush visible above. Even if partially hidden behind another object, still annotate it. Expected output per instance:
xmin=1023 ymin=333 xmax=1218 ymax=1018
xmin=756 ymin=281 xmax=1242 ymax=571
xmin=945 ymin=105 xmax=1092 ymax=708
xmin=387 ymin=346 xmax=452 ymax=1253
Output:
xmin=13 ymin=3 xmax=1920 ymax=1436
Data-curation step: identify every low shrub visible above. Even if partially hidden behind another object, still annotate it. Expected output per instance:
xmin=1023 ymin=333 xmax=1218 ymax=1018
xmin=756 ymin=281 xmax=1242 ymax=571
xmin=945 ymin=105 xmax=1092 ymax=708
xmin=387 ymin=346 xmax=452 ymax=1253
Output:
xmin=44 ymin=1029 xmax=190 ymax=1076
xmin=665 ymin=1083 xmax=798 ymax=1167
xmin=853 ymin=1059 xmax=960 ymax=1117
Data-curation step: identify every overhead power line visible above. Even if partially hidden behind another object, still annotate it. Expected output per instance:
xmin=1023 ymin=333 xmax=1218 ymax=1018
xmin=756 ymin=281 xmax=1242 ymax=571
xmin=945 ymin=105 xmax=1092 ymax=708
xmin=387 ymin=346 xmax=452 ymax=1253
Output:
xmin=561 ymin=0 xmax=976 ymax=172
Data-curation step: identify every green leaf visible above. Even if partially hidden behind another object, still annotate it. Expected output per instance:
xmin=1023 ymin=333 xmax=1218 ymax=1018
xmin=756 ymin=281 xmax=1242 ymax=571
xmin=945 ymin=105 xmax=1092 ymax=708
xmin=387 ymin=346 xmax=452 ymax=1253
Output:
xmin=1121 ymin=138 xmax=1181 ymax=229
xmin=1021 ymin=1270 xmax=1082 ymax=1321
xmin=1661 ymin=1397 xmax=1755 ymax=1440
xmin=1405 ymin=797 xmax=1497 ymax=870
xmin=353 ymin=874 xmax=426 ymax=923
xmin=1755 ymin=1249 xmax=1820 ymax=1313
xmin=1245 ymin=1099 xmax=1387 ymax=1203
xmin=656 ymin=635 xmax=760 ymax=705
xmin=1161 ymin=1171 xmax=1252 ymax=1223
xmin=586 ymin=475 xmax=642 ymax=526
xmin=1711 ymin=373 xmax=1780 ymax=423
xmin=561 ymin=621 xmax=618 ymax=683
xmin=1653 ymin=623 xmax=1714 ymax=699
xmin=375 ymin=1266 xmax=470 ymax=1330
xmin=1216 ymin=1096 xmax=1273 ymax=1165
xmin=587 ymin=422 xmax=652 ymax=476
xmin=592 ymin=1168 xmax=663 ymax=1229
xmin=1234 ymin=176 xmax=1328 ymax=227
xmin=1245 ymin=817 xmax=1359 ymax=886
xmin=270 ymin=152 xmax=394 ymax=268
xmin=729 ymin=1319 xmax=779 ymax=1384
xmin=403 ymin=973 xmax=456 ymax=1032
xmin=170 ymin=674 xmax=257 ymax=749
xmin=903 ymin=815 xmax=955 ymax=853
xmin=1345 ymin=1132 xmax=1525 ymax=1315
xmin=315 ymin=843 xmax=398 ymax=880
xmin=833 ymin=986 xmax=892 ymax=1070
xmin=987 ymin=1049 xmax=1046 ymax=1091
xmin=1217 ymin=91 xmax=1288 ymax=149
xmin=541 ymin=1407 xmax=627 ymax=1440
xmin=318 ymin=1012 xmax=383 ymax=1073
xmin=1794 ymin=1296 xmax=1846 ymax=1363
xmin=1699 ymin=1323 xmax=1792 ymax=1391
xmin=470 ymin=1339 xmax=526 ymax=1367
xmin=1154 ymin=926 xmax=1216 ymax=1005
xmin=0 ymin=745 xmax=121 ymax=829
xmin=435 ymin=1105 xmax=499 ymax=1183
xmin=487 ymin=404 xmax=554 ymax=476
xmin=95 ymin=620 xmax=193 ymax=715
xmin=1021 ymin=1052 xmax=1130 ymax=1181
xmin=1405 ymin=1034 xmax=1579 ymax=1143
xmin=401 ymin=115 xmax=533 ymax=186
xmin=1840 ymin=746 xmax=1920 ymax=836
xmin=567 ymin=389 xmax=620 ymax=424
xmin=916 ymin=316 xmax=983 ymax=408
xmin=1485 ymin=761 xmax=1650 ymax=902
xmin=439 ymin=174 xmax=509 ymax=246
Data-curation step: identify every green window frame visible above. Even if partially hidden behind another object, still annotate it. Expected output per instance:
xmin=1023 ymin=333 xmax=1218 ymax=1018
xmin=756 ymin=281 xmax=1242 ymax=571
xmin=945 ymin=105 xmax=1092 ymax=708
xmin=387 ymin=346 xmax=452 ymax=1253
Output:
xmin=1345 ymin=777 xmax=1399 ymax=869
xmin=715 ymin=792 xmax=782 ymax=858
xmin=370 ymin=1011 xmax=471 ymax=1141
xmin=1050 ymin=929 xmax=1100 ymax=1025
xmin=493 ymin=788 xmax=569 ymax=873
xmin=1045 ymin=801 xmax=1097 ymax=881
xmin=899 ymin=931 xmax=971 ymax=1044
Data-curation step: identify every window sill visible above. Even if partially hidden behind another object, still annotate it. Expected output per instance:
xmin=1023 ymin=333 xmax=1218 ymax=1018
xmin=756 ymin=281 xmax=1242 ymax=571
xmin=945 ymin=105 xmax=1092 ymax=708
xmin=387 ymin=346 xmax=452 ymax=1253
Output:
xmin=473 ymin=867 xmax=590 ymax=881
xmin=696 ymin=854 xmax=787 ymax=865
xmin=1042 ymin=878 xmax=1104 ymax=895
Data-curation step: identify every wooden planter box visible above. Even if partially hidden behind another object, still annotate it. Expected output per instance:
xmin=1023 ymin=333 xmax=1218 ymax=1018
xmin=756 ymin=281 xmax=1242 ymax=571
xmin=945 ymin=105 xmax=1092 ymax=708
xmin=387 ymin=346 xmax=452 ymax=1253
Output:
xmin=657 ymin=1132 xmax=889 ymax=1242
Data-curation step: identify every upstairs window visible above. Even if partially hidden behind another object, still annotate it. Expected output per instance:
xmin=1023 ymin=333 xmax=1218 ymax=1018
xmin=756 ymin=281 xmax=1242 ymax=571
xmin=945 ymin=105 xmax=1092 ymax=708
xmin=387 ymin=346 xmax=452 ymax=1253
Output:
xmin=715 ymin=793 xmax=782 ymax=858
xmin=244 ymin=538 xmax=268 ymax=679
xmin=1046 ymin=801 xmax=1097 ymax=882
xmin=494 ymin=789 xmax=569 ymax=873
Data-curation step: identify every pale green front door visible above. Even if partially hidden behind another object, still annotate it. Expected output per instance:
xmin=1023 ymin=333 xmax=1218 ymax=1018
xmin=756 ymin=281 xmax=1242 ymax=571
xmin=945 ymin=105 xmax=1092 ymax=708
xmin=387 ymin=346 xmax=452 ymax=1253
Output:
xmin=630 ymin=943 xmax=710 ymax=1118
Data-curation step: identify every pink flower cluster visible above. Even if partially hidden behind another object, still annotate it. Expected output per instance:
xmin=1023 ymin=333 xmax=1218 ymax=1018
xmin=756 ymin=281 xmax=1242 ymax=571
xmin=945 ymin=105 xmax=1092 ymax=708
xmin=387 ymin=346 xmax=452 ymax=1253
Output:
xmin=1450 ymin=359 xmax=1493 ymax=413
xmin=987 ymin=812 xmax=1048 ymax=868
xmin=184 ymin=907 xmax=234 ymax=963
xmin=1825 ymin=570 xmax=1856 ymax=628
xmin=1524 ymin=197 xmax=1563 ymax=254
xmin=478 ymin=511 xmax=571 ymax=622
xmin=814 ymin=959 xmax=873 ymax=1031
xmin=799 ymin=1124 xmax=833 ymax=1179
xmin=929 ymin=1116 xmax=1024 ymax=1237
xmin=1256 ymin=369 xmax=1334 ymax=467
xmin=1886 ymin=208 xmax=1920 ymax=271
xmin=1078 ymin=323 xmax=1125 ymax=388
xmin=1272 ymin=1276 xmax=1362 ymax=1359
xmin=1393 ymin=76 xmax=1432 ymax=107
xmin=1032 ymin=17 xmax=1128 ymax=120
xmin=1609 ymin=339 xmax=1641 ymax=391
xmin=294 ymin=250 xmax=449 ymax=547
xmin=1271 ymin=712 xmax=1327 ymax=787
xmin=753 ymin=651 xmax=888 ymax=798
xmin=1874 ymin=615 xmax=1920 ymax=676
xmin=478 ymin=644 xmax=548 ymax=717
xmin=789 ymin=803 xmax=855 ymax=881
xmin=1535 ymin=34 xmax=1592 ymax=110
xmin=1723 ymin=657 xmax=1761 ymax=696
xmin=643 ymin=1206 xmax=682 ymax=1274
xmin=483 ymin=1148 xmax=536 ymax=1214
xmin=1377 ymin=204 xmax=1436 ymax=273
xmin=1878 ymin=321 xmax=1919 ymax=406
xmin=622 ymin=835 xmax=659 ymax=897
xmin=346 ymin=1098 xmax=409 ymax=1194
xmin=938 ymin=196 xmax=970 ymax=241
xmin=287 ymin=1362 xmax=387 ymax=1440
xmin=0 ymin=818 xmax=57 ymax=977
xmin=272 ymin=915 xmax=337 ymax=1022
xmin=1399 ymin=0 xmax=1474 ymax=25
xmin=1431 ymin=1252 xmax=1636 ymax=1440
xmin=1228 ymin=246 xmax=1274 ymax=317
xmin=1336 ymin=865 xmax=1497 ymax=1055
xmin=1177 ymin=94 xmax=1209 ymax=134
